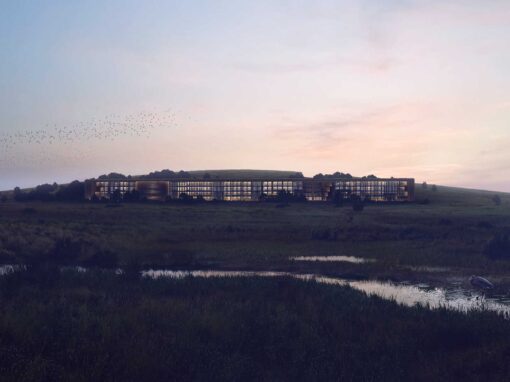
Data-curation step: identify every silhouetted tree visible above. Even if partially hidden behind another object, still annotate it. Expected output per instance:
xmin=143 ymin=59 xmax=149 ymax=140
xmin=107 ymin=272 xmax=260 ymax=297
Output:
xmin=123 ymin=189 xmax=141 ymax=202
xmin=98 ymin=172 xmax=127 ymax=179
xmin=179 ymin=193 xmax=193 ymax=203
xmin=422 ymin=182 xmax=428 ymax=189
xmin=332 ymin=190 xmax=344 ymax=207
xmin=110 ymin=189 xmax=122 ymax=203
xmin=351 ymin=195 xmax=364 ymax=212
xmin=56 ymin=181 xmax=84 ymax=201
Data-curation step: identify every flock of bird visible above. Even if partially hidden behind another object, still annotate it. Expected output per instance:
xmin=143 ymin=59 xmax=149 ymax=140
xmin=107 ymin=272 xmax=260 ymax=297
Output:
xmin=0 ymin=109 xmax=181 ymax=167
xmin=0 ymin=110 xmax=178 ymax=150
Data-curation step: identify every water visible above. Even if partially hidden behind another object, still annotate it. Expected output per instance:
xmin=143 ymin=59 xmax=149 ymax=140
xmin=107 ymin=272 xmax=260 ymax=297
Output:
xmin=0 ymin=265 xmax=25 ymax=275
xmin=143 ymin=269 xmax=510 ymax=317
xmin=290 ymin=256 xmax=374 ymax=264
xmin=2 ymin=264 xmax=509 ymax=317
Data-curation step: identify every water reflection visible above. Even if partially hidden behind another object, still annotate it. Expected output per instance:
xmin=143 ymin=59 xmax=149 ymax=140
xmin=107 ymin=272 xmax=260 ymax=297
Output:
xmin=1 ymin=264 xmax=508 ymax=317
xmin=0 ymin=265 xmax=25 ymax=275
xmin=290 ymin=256 xmax=374 ymax=264
xmin=143 ymin=269 xmax=510 ymax=317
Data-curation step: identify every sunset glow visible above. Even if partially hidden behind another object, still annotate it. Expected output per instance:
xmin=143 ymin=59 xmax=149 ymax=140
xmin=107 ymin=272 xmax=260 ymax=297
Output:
xmin=1 ymin=1 xmax=510 ymax=191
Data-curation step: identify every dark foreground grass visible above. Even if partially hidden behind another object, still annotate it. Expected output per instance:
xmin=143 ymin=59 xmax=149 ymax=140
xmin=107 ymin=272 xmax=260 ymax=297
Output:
xmin=1 ymin=270 xmax=510 ymax=381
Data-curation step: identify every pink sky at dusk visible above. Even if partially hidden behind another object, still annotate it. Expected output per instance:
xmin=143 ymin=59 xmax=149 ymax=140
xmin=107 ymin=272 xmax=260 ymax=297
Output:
xmin=1 ymin=1 xmax=510 ymax=191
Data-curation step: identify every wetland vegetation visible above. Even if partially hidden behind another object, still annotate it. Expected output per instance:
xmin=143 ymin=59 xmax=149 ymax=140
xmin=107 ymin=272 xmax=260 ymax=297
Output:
xmin=0 ymin=184 xmax=509 ymax=380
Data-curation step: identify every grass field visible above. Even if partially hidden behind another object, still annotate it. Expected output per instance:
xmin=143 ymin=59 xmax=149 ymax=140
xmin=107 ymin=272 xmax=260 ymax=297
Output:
xmin=1 ymin=271 xmax=510 ymax=381
xmin=0 ymin=185 xmax=510 ymax=380
xmin=0 ymin=185 xmax=509 ymax=283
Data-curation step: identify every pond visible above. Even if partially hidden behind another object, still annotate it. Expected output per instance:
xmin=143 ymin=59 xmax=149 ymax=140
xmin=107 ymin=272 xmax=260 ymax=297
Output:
xmin=2 ymin=264 xmax=508 ymax=317
xmin=290 ymin=255 xmax=374 ymax=264
xmin=143 ymin=269 xmax=510 ymax=317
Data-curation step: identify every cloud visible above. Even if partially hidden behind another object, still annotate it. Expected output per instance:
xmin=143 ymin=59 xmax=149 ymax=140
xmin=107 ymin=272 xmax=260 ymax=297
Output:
xmin=234 ymin=56 xmax=397 ymax=75
xmin=269 ymin=101 xmax=484 ymax=180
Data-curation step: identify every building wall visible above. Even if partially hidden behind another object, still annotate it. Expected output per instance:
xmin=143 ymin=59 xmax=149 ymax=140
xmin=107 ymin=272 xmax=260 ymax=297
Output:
xmin=84 ymin=178 xmax=415 ymax=202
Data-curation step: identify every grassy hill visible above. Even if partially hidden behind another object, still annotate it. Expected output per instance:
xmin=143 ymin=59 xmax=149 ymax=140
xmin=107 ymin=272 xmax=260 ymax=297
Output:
xmin=415 ymin=184 xmax=510 ymax=206
xmin=185 ymin=169 xmax=303 ymax=179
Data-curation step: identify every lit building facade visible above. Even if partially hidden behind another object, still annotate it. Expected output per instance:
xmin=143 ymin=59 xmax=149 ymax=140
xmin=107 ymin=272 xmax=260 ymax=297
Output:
xmin=85 ymin=176 xmax=414 ymax=202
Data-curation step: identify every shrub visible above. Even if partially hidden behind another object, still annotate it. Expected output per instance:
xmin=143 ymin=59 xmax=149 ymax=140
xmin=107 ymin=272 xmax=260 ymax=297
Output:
xmin=484 ymin=232 xmax=510 ymax=260
xmin=51 ymin=237 xmax=88 ymax=264
xmin=492 ymin=194 xmax=502 ymax=206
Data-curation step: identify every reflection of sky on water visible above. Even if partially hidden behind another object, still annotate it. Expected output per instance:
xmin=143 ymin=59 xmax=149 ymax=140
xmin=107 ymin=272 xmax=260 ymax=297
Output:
xmin=144 ymin=269 xmax=510 ymax=317
xmin=290 ymin=256 xmax=374 ymax=264
xmin=2 ymin=265 xmax=507 ymax=317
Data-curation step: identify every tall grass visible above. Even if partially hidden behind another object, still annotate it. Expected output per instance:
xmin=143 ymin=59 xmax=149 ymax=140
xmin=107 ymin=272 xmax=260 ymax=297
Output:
xmin=0 ymin=270 xmax=510 ymax=381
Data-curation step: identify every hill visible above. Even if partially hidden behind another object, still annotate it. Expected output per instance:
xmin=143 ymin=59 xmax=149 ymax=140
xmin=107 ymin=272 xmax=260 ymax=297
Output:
xmin=185 ymin=169 xmax=303 ymax=179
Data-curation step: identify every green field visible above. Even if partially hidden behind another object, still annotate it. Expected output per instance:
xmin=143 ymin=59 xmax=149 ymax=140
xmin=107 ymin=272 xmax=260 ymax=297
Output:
xmin=1 ymin=184 xmax=509 ymax=284
xmin=0 ymin=184 xmax=510 ymax=380
xmin=1 ymin=271 xmax=510 ymax=381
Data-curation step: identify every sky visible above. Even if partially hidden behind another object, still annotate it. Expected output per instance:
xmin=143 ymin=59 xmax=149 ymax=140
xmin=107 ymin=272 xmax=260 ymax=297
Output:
xmin=1 ymin=0 xmax=510 ymax=191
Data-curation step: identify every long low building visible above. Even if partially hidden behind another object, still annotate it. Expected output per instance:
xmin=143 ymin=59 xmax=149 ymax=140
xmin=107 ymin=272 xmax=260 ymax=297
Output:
xmin=84 ymin=176 xmax=415 ymax=202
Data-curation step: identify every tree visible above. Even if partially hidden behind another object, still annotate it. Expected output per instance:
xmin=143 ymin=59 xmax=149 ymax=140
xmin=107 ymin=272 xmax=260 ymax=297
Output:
xmin=179 ymin=193 xmax=193 ymax=203
xmin=98 ymin=172 xmax=127 ymax=180
xmin=350 ymin=195 xmax=364 ymax=212
xmin=13 ymin=187 xmax=24 ymax=201
xmin=492 ymin=194 xmax=502 ymax=206
xmin=56 ymin=181 xmax=84 ymax=201
xmin=332 ymin=190 xmax=344 ymax=207
xmin=110 ymin=189 xmax=122 ymax=203
xmin=123 ymin=189 xmax=141 ymax=202
xmin=422 ymin=182 xmax=428 ymax=189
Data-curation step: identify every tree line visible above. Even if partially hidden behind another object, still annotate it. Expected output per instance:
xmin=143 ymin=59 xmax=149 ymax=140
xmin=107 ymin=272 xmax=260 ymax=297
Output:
xmin=12 ymin=181 xmax=84 ymax=202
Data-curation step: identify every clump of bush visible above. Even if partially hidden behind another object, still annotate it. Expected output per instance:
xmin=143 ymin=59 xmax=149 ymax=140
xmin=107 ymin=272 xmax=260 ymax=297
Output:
xmin=311 ymin=227 xmax=340 ymax=241
xmin=484 ymin=232 xmax=510 ymax=260
xmin=492 ymin=194 xmax=502 ymax=206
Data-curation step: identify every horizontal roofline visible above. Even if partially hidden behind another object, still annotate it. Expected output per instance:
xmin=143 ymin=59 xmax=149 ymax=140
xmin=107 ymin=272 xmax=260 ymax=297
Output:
xmin=89 ymin=177 xmax=415 ymax=182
